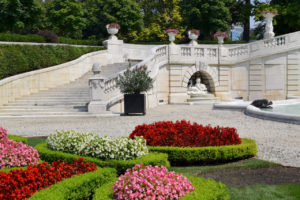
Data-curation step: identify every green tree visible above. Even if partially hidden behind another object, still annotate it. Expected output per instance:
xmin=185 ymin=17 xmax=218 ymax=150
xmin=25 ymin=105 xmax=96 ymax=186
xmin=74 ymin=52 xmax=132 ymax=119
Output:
xmin=229 ymin=0 xmax=252 ymax=41
xmin=82 ymin=0 xmax=143 ymax=42
xmin=180 ymin=0 xmax=232 ymax=39
xmin=136 ymin=0 xmax=184 ymax=42
xmin=270 ymin=0 xmax=300 ymax=35
xmin=45 ymin=0 xmax=86 ymax=38
xmin=0 ymin=0 xmax=44 ymax=33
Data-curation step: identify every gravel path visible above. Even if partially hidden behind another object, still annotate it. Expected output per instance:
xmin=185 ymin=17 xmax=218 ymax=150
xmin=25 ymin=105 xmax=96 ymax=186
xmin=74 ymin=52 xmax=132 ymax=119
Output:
xmin=1 ymin=104 xmax=299 ymax=167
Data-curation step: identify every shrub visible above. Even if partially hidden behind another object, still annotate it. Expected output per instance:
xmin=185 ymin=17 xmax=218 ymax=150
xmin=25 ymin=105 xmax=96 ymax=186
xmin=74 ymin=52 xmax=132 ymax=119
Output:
xmin=0 ymin=33 xmax=46 ymax=43
xmin=149 ymin=138 xmax=257 ymax=165
xmin=35 ymin=143 xmax=170 ymax=175
xmin=93 ymin=175 xmax=229 ymax=200
xmin=0 ymin=45 xmax=104 ymax=79
xmin=58 ymin=37 xmax=103 ymax=46
xmin=130 ymin=120 xmax=241 ymax=147
xmin=112 ymin=163 xmax=194 ymax=199
xmin=47 ymin=130 xmax=148 ymax=160
xmin=0 ymin=158 xmax=97 ymax=200
xmin=37 ymin=30 xmax=59 ymax=43
xmin=29 ymin=167 xmax=116 ymax=200
xmin=0 ymin=127 xmax=39 ymax=169
xmin=7 ymin=135 xmax=28 ymax=144
xmin=117 ymin=65 xmax=153 ymax=94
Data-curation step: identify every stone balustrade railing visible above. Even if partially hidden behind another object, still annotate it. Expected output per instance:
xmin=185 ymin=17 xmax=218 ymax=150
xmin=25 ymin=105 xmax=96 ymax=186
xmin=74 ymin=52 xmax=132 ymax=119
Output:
xmin=88 ymin=45 xmax=168 ymax=113
xmin=168 ymin=31 xmax=300 ymax=65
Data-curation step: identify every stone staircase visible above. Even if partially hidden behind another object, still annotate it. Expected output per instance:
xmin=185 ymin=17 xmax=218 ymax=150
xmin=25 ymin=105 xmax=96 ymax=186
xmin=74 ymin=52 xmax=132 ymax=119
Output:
xmin=0 ymin=63 xmax=129 ymax=118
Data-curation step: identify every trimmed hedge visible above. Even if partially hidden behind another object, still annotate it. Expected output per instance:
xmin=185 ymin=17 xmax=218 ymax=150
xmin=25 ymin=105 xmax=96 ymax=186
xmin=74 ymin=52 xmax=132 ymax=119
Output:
xmin=0 ymin=45 xmax=104 ymax=79
xmin=93 ymin=175 xmax=229 ymax=200
xmin=148 ymin=138 xmax=257 ymax=166
xmin=35 ymin=143 xmax=170 ymax=174
xmin=29 ymin=167 xmax=117 ymax=200
xmin=0 ymin=33 xmax=45 ymax=43
xmin=59 ymin=37 xmax=103 ymax=46
xmin=7 ymin=135 xmax=28 ymax=144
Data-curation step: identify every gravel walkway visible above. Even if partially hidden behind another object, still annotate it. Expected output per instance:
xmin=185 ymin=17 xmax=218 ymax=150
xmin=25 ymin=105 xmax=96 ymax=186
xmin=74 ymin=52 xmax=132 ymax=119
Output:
xmin=1 ymin=104 xmax=299 ymax=167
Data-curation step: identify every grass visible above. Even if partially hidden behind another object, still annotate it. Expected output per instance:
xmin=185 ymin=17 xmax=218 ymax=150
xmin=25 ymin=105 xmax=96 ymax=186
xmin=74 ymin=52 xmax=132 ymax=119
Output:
xmin=170 ymin=158 xmax=279 ymax=176
xmin=28 ymin=137 xmax=47 ymax=147
xmin=229 ymin=184 xmax=300 ymax=200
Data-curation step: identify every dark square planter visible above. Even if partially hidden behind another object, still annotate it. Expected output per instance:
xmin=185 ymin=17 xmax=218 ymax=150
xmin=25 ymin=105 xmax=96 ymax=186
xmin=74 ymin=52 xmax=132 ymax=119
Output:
xmin=124 ymin=94 xmax=146 ymax=115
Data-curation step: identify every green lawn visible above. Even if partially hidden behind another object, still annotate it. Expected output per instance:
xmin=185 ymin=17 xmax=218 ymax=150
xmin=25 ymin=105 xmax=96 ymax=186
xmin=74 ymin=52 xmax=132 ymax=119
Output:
xmin=28 ymin=137 xmax=47 ymax=147
xmin=229 ymin=184 xmax=300 ymax=200
xmin=170 ymin=158 xmax=279 ymax=175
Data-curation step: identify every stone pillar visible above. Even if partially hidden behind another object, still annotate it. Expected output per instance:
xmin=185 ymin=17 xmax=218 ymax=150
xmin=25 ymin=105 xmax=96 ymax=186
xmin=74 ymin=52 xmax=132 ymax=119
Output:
xmin=88 ymin=63 xmax=109 ymax=114
xmin=103 ymin=39 xmax=124 ymax=64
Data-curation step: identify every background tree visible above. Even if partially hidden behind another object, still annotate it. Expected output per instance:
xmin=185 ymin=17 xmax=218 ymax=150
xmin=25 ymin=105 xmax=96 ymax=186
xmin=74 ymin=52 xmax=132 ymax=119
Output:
xmin=45 ymin=0 xmax=86 ymax=39
xmin=0 ymin=0 xmax=44 ymax=33
xmin=82 ymin=0 xmax=143 ymax=42
xmin=136 ymin=0 xmax=184 ymax=42
xmin=270 ymin=0 xmax=300 ymax=35
xmin=180 ymin=0 xmax=232 ymax=40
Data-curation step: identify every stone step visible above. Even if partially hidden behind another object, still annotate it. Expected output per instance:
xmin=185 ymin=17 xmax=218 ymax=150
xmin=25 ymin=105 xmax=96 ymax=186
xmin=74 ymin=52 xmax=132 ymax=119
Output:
xmin=5 ymin=102 xmax=88 ymax=106
xmin=0 ymin=111 xmax=88 ymax=116
xmin=17 ymin=97 xmax=90 ymax=100
xmin=1 ymin=105 xmax=87 ymax=109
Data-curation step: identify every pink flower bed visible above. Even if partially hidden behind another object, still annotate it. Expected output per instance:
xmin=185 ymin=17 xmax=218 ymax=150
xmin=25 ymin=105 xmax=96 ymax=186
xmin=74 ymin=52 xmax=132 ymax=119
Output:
xmin=113 ymin=163 xmax=194 ymax=200
xmin=0 ymin=127 xmax=40 ymax=169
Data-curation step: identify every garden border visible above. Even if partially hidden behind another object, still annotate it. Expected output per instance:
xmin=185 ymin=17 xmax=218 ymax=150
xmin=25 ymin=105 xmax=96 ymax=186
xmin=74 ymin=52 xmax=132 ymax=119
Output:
xmin=35 ymin=143 xmax=170 ymax=174
xmin=93 ymin=175 xmax=229 ymax=200
xmin=148 ymin=138 xmax=257 ymax=165
xmin=28 ymin=167 xmax=116 ymax=200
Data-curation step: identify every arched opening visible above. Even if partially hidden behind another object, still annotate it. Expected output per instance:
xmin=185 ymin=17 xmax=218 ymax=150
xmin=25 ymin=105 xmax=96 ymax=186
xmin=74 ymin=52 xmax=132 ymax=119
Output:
xmin=187 ymin=70 xmax=215 ymax=94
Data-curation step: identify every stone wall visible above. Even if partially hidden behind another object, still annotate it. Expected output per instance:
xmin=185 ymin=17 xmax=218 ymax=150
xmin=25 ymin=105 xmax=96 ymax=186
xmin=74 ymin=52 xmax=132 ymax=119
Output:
xmin=0 ymin=50 xmax=109 ymax=107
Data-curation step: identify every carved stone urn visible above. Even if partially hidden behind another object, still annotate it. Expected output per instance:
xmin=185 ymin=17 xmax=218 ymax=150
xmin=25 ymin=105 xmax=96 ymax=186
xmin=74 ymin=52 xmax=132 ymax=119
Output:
xmin=106 ymin=23 xmax=120 ymax=40
xmin=188 ymin=30 xmax=199 ymax=46
xmin=168 ymin=32 xmax=176 ymax=45
xmin=165 ymin=29 xmax=179 ymax=45
xmin=262 ymin=11 xmax=278 ymax=40
xmin=217 ymin=36 xmax=225 ymax=45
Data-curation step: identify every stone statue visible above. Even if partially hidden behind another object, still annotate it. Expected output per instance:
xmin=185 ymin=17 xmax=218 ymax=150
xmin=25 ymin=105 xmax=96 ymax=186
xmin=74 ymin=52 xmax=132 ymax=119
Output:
xmin=187 ymin=78 xmax=208 ymax=95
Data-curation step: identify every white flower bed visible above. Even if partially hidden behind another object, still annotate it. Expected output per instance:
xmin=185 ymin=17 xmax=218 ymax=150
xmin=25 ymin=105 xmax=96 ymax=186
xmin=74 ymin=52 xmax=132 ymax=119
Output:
xmin=47 ymin=130 xmax=148 ymax=160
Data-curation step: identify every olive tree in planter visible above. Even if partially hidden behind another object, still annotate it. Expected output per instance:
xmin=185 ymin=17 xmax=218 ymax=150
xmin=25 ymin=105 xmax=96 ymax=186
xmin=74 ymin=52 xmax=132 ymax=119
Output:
xmin=117 ymin=65 xmax=153 ymax=115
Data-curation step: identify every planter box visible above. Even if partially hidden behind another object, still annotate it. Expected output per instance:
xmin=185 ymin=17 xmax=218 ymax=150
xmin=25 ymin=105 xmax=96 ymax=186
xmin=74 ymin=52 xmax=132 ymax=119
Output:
xmin=124 ymin=94 xmax=146 ymax=115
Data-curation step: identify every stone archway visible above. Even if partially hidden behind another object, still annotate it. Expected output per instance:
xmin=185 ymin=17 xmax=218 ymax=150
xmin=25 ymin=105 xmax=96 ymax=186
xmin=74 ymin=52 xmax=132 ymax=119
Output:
xmin=182 ymin=62 xmax=219 ymax=93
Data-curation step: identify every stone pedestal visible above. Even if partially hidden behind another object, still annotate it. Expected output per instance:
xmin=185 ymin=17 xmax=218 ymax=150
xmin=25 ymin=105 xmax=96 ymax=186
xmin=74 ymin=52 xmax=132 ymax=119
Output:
xmin=103 ymin=39 xmax=124 ymax=64
xmin=88 ymin=63 xmax=110 ymax=114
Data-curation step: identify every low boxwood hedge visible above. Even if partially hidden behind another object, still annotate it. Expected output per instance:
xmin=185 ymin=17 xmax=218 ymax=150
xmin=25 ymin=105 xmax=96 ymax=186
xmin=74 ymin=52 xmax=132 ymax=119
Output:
xmin=35 ymin=143 xmax=170 ymax=174
xmin=148 ymin=138 xmax=257 ymax=166
xmin=7 ymin=135 xmax=28 ymax=144
xmin=0 ymin=45 xmax=104 ymax=79
xmin=29 ymin=167 xmax=117 ymax=200
xmin=93 ymin=175 xmax=229 ymax=200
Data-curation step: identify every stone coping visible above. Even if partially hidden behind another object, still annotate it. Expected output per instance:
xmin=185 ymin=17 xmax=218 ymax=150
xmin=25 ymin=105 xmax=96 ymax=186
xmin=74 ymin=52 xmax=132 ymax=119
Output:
xmin=245 ymin=104 xmax=300 ymax=124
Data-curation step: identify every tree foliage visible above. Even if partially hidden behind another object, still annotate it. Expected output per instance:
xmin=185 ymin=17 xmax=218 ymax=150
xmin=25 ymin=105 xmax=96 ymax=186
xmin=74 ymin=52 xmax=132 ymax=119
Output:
xmin=136 ymin=0 xmax=184 ymax=42
xmin=45 ymin=0 xmax=86 ymax=39
xmin=0 ymin=0 xmax=44 ymax=33
xmin=180 ymin=0 xmax=232 ymax=39
xmin=82 ymin=0 xmax=143 ymax=41
xmin=270 ymin=0 xmax=300 ymax=35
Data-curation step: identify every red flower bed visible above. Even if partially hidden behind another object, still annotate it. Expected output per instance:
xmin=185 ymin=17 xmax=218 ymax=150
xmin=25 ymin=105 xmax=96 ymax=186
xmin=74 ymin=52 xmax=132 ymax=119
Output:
xmin=129 ymin=120 xmax=241 ymax=147
xmin=0 ymin=158 xmax=96 ymax=200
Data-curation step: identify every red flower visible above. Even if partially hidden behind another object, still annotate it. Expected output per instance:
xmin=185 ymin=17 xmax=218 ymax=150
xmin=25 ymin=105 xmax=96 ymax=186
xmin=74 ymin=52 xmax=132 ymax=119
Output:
xmin=0 ymin=158 xmax=96 ymax=200
xmin=129 ymin=120 xmax=241 ymax=147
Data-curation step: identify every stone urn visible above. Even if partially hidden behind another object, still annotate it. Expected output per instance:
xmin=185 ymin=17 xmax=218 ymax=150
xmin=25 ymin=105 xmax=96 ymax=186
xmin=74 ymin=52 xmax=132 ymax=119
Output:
xmin=188 ymin=31 xmax=199 ymax=46
xmin=168 ymin=32 xmax=176 ymax=45
xmin=217 ymin=36 xmax=225 ymax=45
xmin=262 ymin=11 xmax=278 ymax=39
xmin=106 ymin=23 xmax=120 ymax=40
